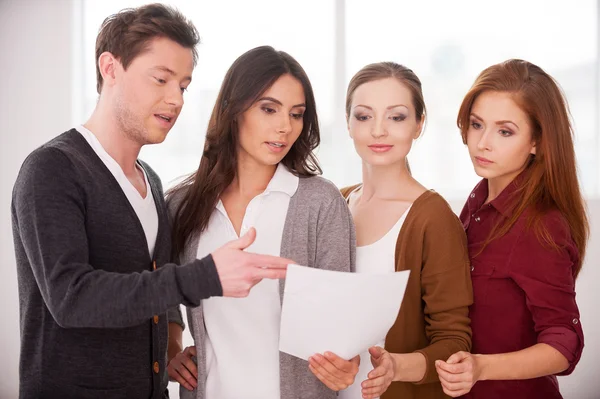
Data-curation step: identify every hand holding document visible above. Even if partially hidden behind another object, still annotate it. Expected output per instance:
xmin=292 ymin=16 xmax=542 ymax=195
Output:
xmin=279 ymin=264 xmax=410 ymax=361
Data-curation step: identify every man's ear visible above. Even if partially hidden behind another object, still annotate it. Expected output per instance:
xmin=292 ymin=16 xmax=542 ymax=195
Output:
xmin=98 ymin=51 xmax=120 ymax=90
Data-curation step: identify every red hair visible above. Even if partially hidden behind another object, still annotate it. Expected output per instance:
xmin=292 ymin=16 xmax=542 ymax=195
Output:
xmin=457 ymin=59 xmax=589 ymax=277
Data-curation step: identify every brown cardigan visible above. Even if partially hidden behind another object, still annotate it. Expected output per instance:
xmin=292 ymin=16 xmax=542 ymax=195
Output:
xmin=341 ymin=186 xmax=473 ymax=399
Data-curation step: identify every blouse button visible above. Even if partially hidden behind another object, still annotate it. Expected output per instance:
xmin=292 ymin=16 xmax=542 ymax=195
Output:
xmin=471 ymin=266 xmax=475 ymax=272
xmin=573 ymin=318 xmax=579 ymax=325
xmin=475 ymin=216 xmax=481 ymax=222
xmin=470 ymin=193 xmax=476 ymax=198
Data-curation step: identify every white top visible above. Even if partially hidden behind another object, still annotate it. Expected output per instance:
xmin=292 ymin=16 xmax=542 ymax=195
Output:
xmin=77 ymin=125 xmax=158 ymax=257
xmin=341 ymin=188 xmax=412 ymax=399
xmin=196 ymin=163 xmax=299 ymax=399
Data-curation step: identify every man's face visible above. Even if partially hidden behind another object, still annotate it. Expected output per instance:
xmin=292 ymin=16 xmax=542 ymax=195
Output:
xmin=111 ymin=37 xmax=194 ymax=145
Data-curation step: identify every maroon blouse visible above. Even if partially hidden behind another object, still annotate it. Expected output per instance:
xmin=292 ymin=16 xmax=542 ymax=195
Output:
xmin=460 ymin=177 xmax=584 ymax=399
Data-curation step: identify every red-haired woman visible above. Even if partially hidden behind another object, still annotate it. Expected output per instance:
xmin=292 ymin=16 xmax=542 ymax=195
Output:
xmin=436 ymin=59 xmax=588 ymax=399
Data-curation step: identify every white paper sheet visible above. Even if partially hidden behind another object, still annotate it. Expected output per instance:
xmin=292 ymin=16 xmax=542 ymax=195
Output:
xmin=279 ymin=264 xmax=410 ymax=361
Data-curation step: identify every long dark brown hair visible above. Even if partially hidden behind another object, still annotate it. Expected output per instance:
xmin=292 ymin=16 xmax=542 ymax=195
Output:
xmin=168 ymin=46 xmax=322 ymax=258
xmin=457 ymin=59 xmax=589 ymax=276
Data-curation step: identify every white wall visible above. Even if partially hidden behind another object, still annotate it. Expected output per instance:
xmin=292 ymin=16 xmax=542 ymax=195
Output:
xmin=0 ymin=1 xmax=598 ymax=398
xmin=0 ymin=0 xmax=74 ymax=397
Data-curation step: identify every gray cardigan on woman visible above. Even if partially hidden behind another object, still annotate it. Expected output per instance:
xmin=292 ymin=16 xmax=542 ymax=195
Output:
xmin=168 ymin=175 xmax=356 ymax=399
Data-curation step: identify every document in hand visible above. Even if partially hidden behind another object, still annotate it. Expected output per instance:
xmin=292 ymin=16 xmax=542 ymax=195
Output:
xmin=279 ymin=264 xmax=410 ymax=361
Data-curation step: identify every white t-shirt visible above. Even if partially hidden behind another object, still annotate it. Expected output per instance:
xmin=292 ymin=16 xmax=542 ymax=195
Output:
xmin=196 ymin=163 xmax=299 ymax=399
xmin=341 ymin=189 xmax=412 ymax=399
xmin=77 ymin=125 xmax=158 ymax=257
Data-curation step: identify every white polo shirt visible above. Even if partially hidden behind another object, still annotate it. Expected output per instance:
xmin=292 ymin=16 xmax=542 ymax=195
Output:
xmin=196 ymin=163 xmax=298 ymax=399
xmin=77 ymin=125 xmax=158 ymax=257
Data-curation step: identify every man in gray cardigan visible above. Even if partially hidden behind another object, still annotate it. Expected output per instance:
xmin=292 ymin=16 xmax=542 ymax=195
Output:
xmin=11 ymin=5 xmax=289 ymax=399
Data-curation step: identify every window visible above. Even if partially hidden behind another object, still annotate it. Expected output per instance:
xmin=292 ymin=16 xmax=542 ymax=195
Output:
xmin=80 ymin=1 xmax=599 ymax=199
xmin=344 ymin=0 xmax=599 ymax=198
xmin=81 ymin=0 xmax=599 ymax=199
xmin=80 ymin=0 xmax=336 ymax=189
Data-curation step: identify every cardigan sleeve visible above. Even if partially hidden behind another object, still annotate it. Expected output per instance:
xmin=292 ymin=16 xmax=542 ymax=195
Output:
xmin=413 ymin=195 xmax=473 ymax=384
xmin=165 ymin=192 xmax=186 ymax=330
xmin=315 ymin=193 xmax=357 ymax=273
